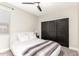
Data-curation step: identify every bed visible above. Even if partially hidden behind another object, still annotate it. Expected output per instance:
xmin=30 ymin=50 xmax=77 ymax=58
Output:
xmin=10 ymin=32 xmax=61 ymax=56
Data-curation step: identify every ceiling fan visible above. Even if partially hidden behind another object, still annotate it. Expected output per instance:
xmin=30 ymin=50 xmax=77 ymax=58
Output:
xmin=22 ymin=2 xmax=42 ymax=12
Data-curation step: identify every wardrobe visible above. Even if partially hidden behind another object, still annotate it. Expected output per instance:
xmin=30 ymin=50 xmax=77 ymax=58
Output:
xmin=41 ymin=18 xmax=69 ymax=47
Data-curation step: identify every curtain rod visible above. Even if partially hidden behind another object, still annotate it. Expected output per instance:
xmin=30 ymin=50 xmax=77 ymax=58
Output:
xmin=0 ymin=3 xmax=14 ymax=10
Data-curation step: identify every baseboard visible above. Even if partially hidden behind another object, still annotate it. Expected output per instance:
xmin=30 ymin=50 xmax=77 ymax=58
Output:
xmin=0 ymin=48 xmax=10 ymax=53
xmin=69 ymin=47 xmax=79 ymax=52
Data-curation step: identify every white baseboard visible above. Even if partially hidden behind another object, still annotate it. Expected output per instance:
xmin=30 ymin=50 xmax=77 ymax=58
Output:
xmin=0 ymin=48 xmax=10 ymax=53
xmin=69 ymin=47 xmax=79 ymax=52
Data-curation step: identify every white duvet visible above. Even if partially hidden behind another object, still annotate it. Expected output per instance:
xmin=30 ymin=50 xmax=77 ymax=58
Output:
xmin=10 ymin=38 xmax=61 ymax=56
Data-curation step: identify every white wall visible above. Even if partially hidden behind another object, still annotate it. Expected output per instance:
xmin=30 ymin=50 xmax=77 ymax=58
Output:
xmin=0 ymin=6 xmax=10 ymax=52
xmin=0 ymin=34 xmax=9 ymax=52
xmin=78 ymin=4 xmax=79 ymax=50
xmin=38 ymin=3 xmax=79 ymax=50
xmin=10 ymin=8 xmax=38 ymax=33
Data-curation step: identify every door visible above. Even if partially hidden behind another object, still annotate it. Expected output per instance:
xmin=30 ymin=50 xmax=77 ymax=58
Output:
xmin=41 ymin=22 xmax=49 ymax=40
xmin=41 ymin=21 xmax=57 ymax=41
xmin=48 ymin=21 xmax=56 ymax=41
xmin=56 ymin=18 xmax=69 ymax=47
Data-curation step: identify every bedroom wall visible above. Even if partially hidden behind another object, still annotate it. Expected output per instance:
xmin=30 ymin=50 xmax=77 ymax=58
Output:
xmin=0 ymin=5 xmax=10 ymax=52
xmin=10 ymin=8 xmax=38 ymax=33
xmin=76 ymin=3 xmax=79 ymax=50
xmin=38 ymin=3 xmax=79 ymax=50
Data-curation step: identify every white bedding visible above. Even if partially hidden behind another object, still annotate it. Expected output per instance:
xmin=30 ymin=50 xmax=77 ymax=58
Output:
xmin=10 ymin=38 xmax=61 ymax=56
xmin=10 ymin=32 xmax=61 ymax=56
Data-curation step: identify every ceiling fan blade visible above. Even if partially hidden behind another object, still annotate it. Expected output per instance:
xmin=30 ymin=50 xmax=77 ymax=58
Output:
xmin=37 ymin=5 xmax=42 ymax=12
xmin=22 ymin=2 xmax=34 ymax=4
xmin=22 ymin=2 xmax=42 ymax=12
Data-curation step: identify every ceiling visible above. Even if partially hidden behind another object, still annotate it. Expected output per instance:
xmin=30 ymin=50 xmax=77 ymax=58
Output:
xmin=0 ymin=2 xmax=78 ymax=17
xmin=8 ymin=2 xmax=57 ymax=16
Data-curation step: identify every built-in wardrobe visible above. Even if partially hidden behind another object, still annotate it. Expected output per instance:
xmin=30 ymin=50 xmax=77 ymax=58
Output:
xmin=41 ymin=18 xmax=69 ymax=47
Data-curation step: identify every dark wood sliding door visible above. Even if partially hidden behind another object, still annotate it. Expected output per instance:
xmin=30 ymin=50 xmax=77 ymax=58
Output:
xmin=41 ymin=18 xmax=69 ymax=47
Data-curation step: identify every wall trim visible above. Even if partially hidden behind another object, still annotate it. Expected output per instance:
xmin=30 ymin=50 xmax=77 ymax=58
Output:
xmin=0 ymin=48 xmax=10 ymax=53
xmin=69 ymin=47 xmax=79 ymax=52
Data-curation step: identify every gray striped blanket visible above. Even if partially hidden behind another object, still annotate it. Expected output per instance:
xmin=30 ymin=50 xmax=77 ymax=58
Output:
xmin=22 ymin=40 xmax=61 ymax=56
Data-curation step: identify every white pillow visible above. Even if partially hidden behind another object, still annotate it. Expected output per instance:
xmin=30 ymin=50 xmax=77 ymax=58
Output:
xmin=18 ymin=33 xmax=29 ymax=42
xmin=27 ymin=32 xmax=37 ymax=39
xmin=18 ymin=32 xmax=37 ymax=42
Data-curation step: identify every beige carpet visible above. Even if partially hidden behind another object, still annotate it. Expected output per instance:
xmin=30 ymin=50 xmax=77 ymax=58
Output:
xmin=0 ymin=46 xmax=79 ymax=56
xmin=59 ymin=46 xmax=79 ymax=56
